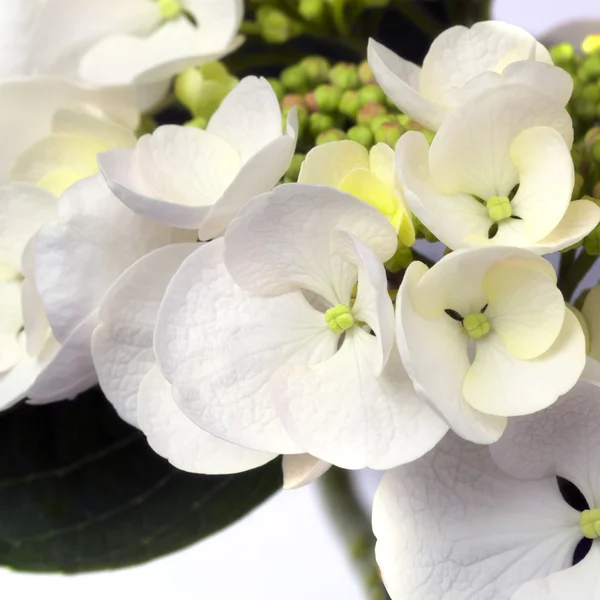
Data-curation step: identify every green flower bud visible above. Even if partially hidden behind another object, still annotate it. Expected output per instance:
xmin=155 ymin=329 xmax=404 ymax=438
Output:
xmin=582 ymin=55 xmax=600 ymax=79
xmin=185 ymin=116 xmax=208 ymax=129
xmin=357 ymin=102 xmax=387 ymax=126
xmin=314 ymin=84 xmax=343 ymax=113
xmin=309 ymin=112 xmax=335 ymax=137
xmin=358 ymin=60 xmax=375 ymax=85
xmin=369 ymin=115 xmax=394 ymax=133
xmin=316 ymin=128 xmax=347 ymax=145
xmin=573 ymin=173 xmax=585 ymax=200
xmin=374 ymin=121 xmax=405 ymax=147
xmin=582 ymin=34 xmax=600 ymax=55
xmin=421 ymin=129 xmax=435 ymax=144
xmin=593 ymin=139 xmax=600 ymax=163
xmin=267 ymin=77 xmax=285 ymax=102
xmin=257 ymin=7 xmax=303 ymax=44
xmin=329 ymin=62 xmax=360 ymax=90
xmin=385 ymin=244 xmax=413 ymax=273
xmin=585 ymin=223 xmax=600 ymax=255
xmin=347 ymin=125 xmax=374 ymax=148
xmin=339 ymin=90 xmax=360 ymax=118
xmin=582 ymin=83 xmax=600 ymax=102
xmin=396 ymin=114 xmax=411 ymax=128
xmin=358 ymin=84 xmax=386 ymax=107
xmin=301 ymin=56 xmax=330 ymax=85
xmin=281 ymin=65 xmax=310 ymax=93
xmin=175 ymin=63 xmax=237 ymax=119
xmin=299 ymin=0 xmax=325 ymax=21
xmin=592 ymin=181 xmax=600 ymax=199
xmin=285 ymin=153 xmax=306 ymax=182
xmin=550 ymin=42 xmax=576 ymax=66
xmin=584 ymin=127 xmax=600 ymax=149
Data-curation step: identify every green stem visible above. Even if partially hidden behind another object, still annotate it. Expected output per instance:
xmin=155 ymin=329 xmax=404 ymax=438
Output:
xmin=329 ymin=0 xmax=350 ymax=36
xmin=391 ymin=0 xmax=444 ymax=38
xmin=319 ymin=468 xmax=387 ymax=600
xmin=559 ymin=251 xmax=597 ymax=302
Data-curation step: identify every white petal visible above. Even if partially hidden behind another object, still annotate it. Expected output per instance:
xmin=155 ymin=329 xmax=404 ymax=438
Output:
xmin=0 ymin=0 xmax=41 ymax=77
xmin=396 ymin=131 xmax=491 ymax=250
xmin=32 ymin=0 xmax=160 ymax=76
xmin=490 ymin=376 xmax=600 ymax=507
xmin=0 ymin=79 xmax=138 ymax=181
xmin=534 ymin=200 xmax=600 ymax=254
xmin=464 ymin=309 xmax=585 ymax=417
xmin=0 ymin=183 xmax=56 ymax=271
xmin=398 ymin=260 xmax=506 ymax=443
xmin=224 ymin=184 xmax=397 ymax=304
xmin=274 ymin=331 xmax=448 ymax=470
xmin=510 ymin=126 xmax=574 ymax=242
xmin=35 ymin=174 xmax=188 ymax=344
xmin=512 ymin=544 xmax=600 ymax=600
xmin=184 ymin=0 xmax=243 ymax=52
xmin=373 ymin=433 xmax=581 ymax=600
xmin=137 ymin=365 xmax=276 ymax=474
xmin=155 ymin=238 xmax=334 ymax=454
xmin=92 ymin=243 xmax=198 ymax=427
xmin=282 ymin=454 xmax=331 ymax=490
xmin=502 ymin=60 xmax=574 ymax=105
xmin=207 ymin=76 xmax=284 ymax=163
xmin=367 ymin=39 xmax=445 ymax=131
xmin=429 ymin=84 xmax=573 ymax=199
xmin=26 ymin=311 xmax=99 ymax=404
xmin=483 ymin=260 xmax=565 ymax=360
xmin=0 ymin=336 xmax=59 ymax=410
xmin=0 ymin=280 xmax=23 ymax=372
xmin=421 ymin=22 xmax=545 ymax=101
xmin=298 ymin=140 xmax=369 ymax=188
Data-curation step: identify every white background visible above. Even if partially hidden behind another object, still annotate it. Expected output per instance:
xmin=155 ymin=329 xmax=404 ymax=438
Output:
xmin=2 ymin=1 xmax=600 ymax=598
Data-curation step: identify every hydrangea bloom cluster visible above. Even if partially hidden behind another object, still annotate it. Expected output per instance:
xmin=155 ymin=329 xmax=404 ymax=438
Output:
xmin=2 ymin=13 xmax=600 ymax=597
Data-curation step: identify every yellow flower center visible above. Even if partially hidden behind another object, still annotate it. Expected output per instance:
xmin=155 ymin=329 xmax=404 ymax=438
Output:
xmin=463 ymin=313 xmax=490 ymax=339
xmin=325 ymin=304 xmax=355 ymax=335
xmin=158 ymin=0 xmax=183 ymax=20
xmin=487 ymin=195 xmax=512 ymax=223
xmin=581 ymin=509 xmax=600 ymax=539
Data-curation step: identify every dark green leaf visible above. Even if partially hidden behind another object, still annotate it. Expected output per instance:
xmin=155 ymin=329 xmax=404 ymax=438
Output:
xmin=0 ymin=387 xmax=282 ymax=573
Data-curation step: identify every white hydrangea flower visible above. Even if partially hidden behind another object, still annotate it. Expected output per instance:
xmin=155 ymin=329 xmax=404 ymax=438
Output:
xmin=396 ymin=84 xmax=600 ymax=254
xmin=298 ymin=140 xmax=415 ymax=246
xmin=154 ymin=184 xmax=448 ymax=469
xmin=373 ymin=375 xmax=600 ymax=600
xmin=93 ymin=242 xmax=331 ymax=481
xmin=0 ymin=79 xmax=139 ymax=184
xmin=0 ymin=172 xmax=194 ymax=409
xmin=0 ymin=107 xmax=139 ymax=409
xmin=99 ymin=77 xmax=299 ymax=240
xmin=397 ymin=246 xmax=586 ymax=443
xmin=1 ymin=0 xmax=243 ymax=109
xmin=369 ymin=20 xmax=573 ymax=131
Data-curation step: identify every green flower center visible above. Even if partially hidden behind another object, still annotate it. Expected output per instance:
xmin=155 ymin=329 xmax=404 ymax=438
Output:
xmin=158 ymin=0 xmax=183 ymax=20
xmin=487 ymin=195 xmax=512 ymax=223
xmin=581 ymin=508 xmax=600 ymax=539
xmin=325 ymin=304 xmax=355 ymax=335
xmin=463 ymin=313 xmax=490 ymax=339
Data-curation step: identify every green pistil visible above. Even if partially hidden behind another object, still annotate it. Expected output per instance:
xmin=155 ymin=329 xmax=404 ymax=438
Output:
xmin=581 ymin=508 xmax=600 ymax=539
xmin=487 ymin=195 xmax=512 ymax=223
xmin=325 ymin=304 xmax=355 ymax=335
xmin=463 ymin=313 xmax=490 ymax=339
xmin=158 ymin=0 xmax=183 ymax=20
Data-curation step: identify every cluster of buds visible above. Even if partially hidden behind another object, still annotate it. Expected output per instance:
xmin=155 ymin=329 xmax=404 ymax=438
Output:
xmin=551 ymin=34 xmax=600 ymax=134
xmin=270 ymin=56 xmax=434 ymax=185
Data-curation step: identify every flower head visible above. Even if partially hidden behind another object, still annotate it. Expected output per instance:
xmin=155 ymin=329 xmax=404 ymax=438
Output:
xmin=373 ymin=376 xmax=600 ymax=600
xmin=99 ymin=77 xmax=299 ymax=239
xmin=398 ymin=246 xmax=586 ymax=443
xmin=369 ymin=20 xmax=572 ymax=131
